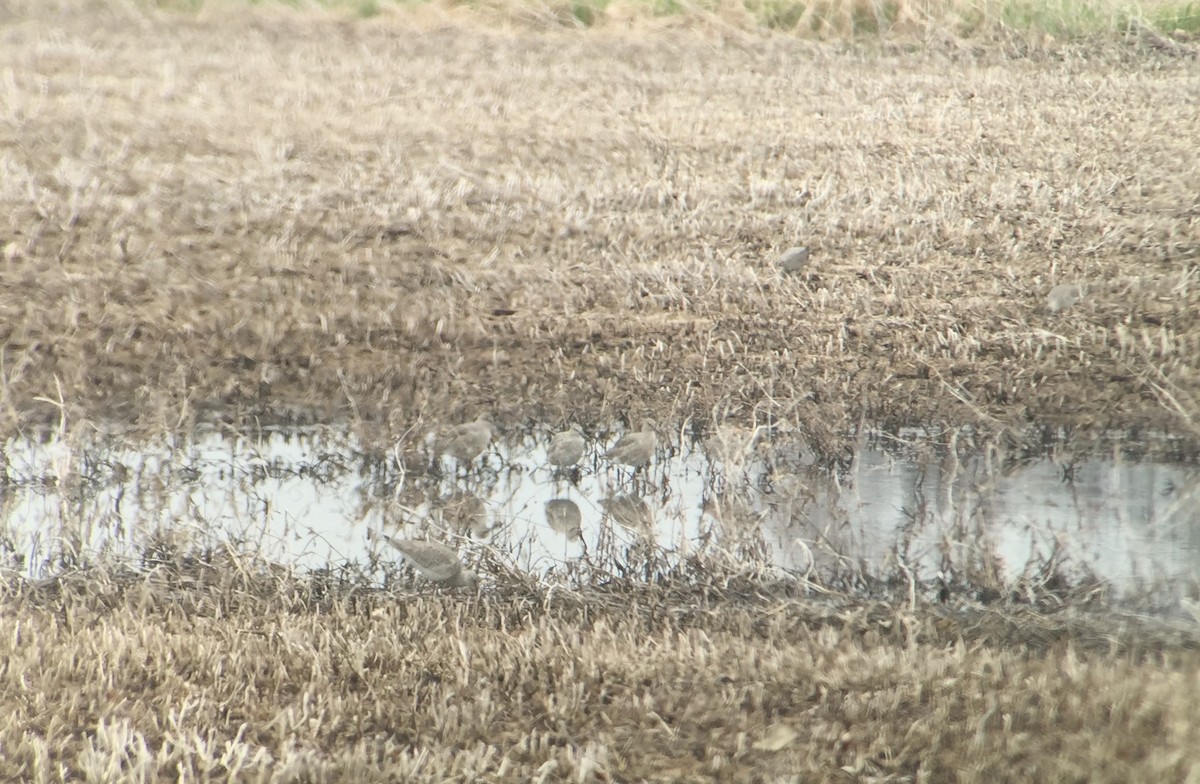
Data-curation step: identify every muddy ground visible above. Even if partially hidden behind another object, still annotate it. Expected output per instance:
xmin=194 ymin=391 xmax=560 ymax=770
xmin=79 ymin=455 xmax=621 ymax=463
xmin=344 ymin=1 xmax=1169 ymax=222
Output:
xmin=1 ymin=6 xmax=1198 ymax=457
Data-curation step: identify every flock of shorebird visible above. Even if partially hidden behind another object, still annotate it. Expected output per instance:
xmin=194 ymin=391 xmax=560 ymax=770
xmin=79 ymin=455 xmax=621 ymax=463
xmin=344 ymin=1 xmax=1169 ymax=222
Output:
xmin=383 ymin=251 xmax=1087 ymax=588
xmin=433 ymin=416 xmax=657 ymax=471
xmin=383 ymin=418 xmax=659 ymax=588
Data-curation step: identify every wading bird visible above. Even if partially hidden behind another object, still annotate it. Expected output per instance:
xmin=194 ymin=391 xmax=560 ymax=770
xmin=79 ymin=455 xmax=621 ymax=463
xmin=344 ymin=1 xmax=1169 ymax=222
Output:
xmin=601 ymin=493 xmax=655 ymax=531
xmin=545 ymin=498 xmax=583 ymax=539
xmin=381 ymin=535 xmax=478 ymax=589
xmin=548 ymin=426 xmax=587 ymax=468
xmin=603 ymin=421 xmax=657 ymax=469
xmin=437 ymin=415 xmax=493 ymax=464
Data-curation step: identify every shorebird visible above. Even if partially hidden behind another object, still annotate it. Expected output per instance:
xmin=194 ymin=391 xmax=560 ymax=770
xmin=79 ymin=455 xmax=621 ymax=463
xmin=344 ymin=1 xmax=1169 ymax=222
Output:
xmin=603 ymin=422 xmax=657 ymax=468
xmin=544 ymin=498 xmax=583 ymax=539
xmin=548 ymin=426 xmax=586 ymax=468
xmin=777 ymin=246 xmax=811 ymax=274
xmin=380 ymin=534 xmax=477 ymax=588
xmin=436 ymin=492 xmax=491 ymax=538
xmin=1047 ymin=283 xmax=1084 ymax=314
xmin=437 ymin=415 xmax=493 ymax=464
xmin=601 ymin=494 xmax=654 ymax=531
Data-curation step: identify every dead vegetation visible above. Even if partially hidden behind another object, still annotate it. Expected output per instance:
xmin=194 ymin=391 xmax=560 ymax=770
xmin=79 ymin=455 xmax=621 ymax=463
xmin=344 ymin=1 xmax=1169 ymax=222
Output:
xmin=0 ymin=8 xmax=1198 ymax=776
xmin=0 ymin=5 xmax=1197 ymax=458
xmin=0 ymin=566 xmax=1196 ymax=783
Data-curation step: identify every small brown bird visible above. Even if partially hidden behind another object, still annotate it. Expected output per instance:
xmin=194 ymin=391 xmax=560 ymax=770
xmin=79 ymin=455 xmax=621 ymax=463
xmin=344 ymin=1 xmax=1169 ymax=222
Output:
xmin=380 ymin=535 xmax=478 ymax=588
xmin=437 ymin=415 xmax=493 ymax=463
xmin=548 ymin=427 xmax=587 ymax=468
xmin=601 ymin=494 xmax=655 ymax=531
xmin=777 ymin=246 xmax=811 ymax=274
xmin=603 ymin=422 xmax=657 ymax=468
xmin=545 ymin=498 xmax=583 ymax=539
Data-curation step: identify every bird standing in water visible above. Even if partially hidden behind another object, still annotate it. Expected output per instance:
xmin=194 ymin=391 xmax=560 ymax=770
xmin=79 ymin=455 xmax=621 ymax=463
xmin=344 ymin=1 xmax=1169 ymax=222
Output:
xmin=603 ymin=421 xmax=657 ymax=469
xmin=548 ymin=426 xmax=586 ymax=468
xmin=380 ymin=535 xmax=478 ymax=589
xmin=437 ymin=415 xmax=493 ymax=465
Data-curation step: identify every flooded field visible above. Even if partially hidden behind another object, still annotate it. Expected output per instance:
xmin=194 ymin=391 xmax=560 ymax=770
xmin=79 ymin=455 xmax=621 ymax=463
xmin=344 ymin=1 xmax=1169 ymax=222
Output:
xmin=4 ymin=420 xmax=1200 ymax=783
xmin=3 ymin=4 xmax=1200 ymax=781
xmin=5 ymin=422 xmax=1197 ymax=611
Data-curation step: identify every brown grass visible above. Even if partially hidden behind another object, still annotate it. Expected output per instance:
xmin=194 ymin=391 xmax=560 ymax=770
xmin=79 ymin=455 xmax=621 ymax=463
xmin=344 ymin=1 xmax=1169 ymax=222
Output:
xmin=1 ymin=8 xmax=1197 ymax=779
xmin=0 ymin=5 xmax=1197 ymax=457
xmin=1 ymin=567 xmax=1198 ymax=782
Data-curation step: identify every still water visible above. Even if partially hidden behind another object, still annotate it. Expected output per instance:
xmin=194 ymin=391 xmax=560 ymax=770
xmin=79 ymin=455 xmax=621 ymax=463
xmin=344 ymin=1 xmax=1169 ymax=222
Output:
xmin=2 ymin=425 xmax=1197 ymax=605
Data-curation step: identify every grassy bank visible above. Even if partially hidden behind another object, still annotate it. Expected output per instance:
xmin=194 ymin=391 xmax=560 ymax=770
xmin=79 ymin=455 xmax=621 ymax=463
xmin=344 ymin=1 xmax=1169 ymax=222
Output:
xmin=1 ymin=567 xmax=1198 ymax=782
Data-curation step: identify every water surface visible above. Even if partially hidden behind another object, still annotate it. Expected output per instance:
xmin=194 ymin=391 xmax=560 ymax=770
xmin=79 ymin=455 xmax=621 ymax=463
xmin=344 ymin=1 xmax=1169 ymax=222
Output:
xmin=2 ymin=425 xmax=1197 ymax=608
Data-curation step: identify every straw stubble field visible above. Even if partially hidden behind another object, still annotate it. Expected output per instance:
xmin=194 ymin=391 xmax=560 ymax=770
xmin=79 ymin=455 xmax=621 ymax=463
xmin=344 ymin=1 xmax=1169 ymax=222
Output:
xmin=1 ymin=4 xmax=1198 ymax=451
xmin=2 ymin=4 xmax=1200 ymax=782
xmin=1 ymin=574 xmax=1199 ymax=782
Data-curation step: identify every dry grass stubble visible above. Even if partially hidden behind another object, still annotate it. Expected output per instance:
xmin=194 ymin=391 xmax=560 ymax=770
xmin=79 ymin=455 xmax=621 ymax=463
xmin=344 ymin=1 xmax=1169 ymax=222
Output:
xmin=2 ymin=9 xmax=1198 ymax=780
xmin=1 ymin=571 xmax=1198 ymax=782
xmin=0 ymin=8 xmax=1197 ymax=452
